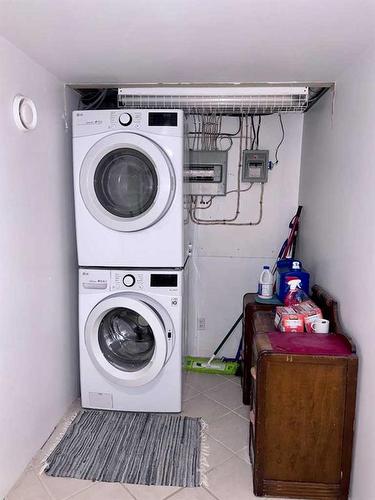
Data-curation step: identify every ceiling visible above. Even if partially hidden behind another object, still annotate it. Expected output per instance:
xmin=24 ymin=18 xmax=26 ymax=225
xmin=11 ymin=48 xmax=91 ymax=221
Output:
xmin=0 ymin=0 xmax=374 ymax=84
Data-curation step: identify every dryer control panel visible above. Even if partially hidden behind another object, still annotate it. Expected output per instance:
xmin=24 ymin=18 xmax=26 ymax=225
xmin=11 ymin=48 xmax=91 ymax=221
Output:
xmin=73 ymin=109 xmax=184 ymax=138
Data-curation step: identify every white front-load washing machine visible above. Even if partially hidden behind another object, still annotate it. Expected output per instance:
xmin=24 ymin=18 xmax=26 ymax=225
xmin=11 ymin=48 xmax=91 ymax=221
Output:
xmin=73 ymin=109 xmax=188 ymax=268
xmin=79 ymin=267 xmax=183 ymax=412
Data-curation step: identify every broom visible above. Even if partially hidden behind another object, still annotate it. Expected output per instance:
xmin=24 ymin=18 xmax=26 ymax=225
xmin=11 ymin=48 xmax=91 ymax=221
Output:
xmin=185 ymin=314 xmax=243 ymax=375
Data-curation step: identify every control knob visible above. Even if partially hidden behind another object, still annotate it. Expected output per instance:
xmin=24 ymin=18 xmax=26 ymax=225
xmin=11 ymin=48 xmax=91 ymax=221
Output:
xmin=123 ymin=274 xmax=135 ymax=287
xmin=119 ymin=113 xmax=132 ymax=126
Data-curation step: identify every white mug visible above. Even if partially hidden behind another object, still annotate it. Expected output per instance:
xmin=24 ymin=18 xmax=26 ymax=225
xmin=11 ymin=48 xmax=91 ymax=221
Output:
xmin=311 ymin=319 xmax=330 ymax=333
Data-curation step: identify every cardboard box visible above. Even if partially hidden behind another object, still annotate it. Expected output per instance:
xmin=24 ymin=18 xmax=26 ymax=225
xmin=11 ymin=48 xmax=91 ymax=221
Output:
xmin=293 ymin=300 xmax=323 ymax=333
xmin=275 ymin=306 xmax=305 ymax=333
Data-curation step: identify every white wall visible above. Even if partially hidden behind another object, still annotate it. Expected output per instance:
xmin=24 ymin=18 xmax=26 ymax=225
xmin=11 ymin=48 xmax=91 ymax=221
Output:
xmin=298 ymin=44 xmax=375 ymax=499
xmin=188 ymin=114 xmax=304 ymax=356
xmin=0 ymin=36 xmax=79 ymax=497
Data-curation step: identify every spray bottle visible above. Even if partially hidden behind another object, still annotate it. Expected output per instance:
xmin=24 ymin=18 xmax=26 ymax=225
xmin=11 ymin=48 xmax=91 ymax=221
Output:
xmin=284 ymin=278 xmax=304 ymax=306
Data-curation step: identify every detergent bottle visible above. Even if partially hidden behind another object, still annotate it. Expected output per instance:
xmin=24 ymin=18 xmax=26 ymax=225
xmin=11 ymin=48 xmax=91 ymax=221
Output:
xmin=276 ymin=259 xmax=310 ymax=302
xmin=258 ymin=266 xmax=273 ymax=299
xmin=284 ymin=278 xmax=304 ymax=306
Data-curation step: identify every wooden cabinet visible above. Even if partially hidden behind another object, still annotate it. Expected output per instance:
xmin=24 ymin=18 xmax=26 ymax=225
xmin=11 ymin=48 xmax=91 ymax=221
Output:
xmin=241 ymin=285 xmax=353 ymax=406
xmin=242 ymin=286 xmax=358 ymax=499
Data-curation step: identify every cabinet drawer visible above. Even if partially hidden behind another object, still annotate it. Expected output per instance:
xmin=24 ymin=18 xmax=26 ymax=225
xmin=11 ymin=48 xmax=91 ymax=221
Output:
xmin=257 ymin=355 xmax=347 ymax=484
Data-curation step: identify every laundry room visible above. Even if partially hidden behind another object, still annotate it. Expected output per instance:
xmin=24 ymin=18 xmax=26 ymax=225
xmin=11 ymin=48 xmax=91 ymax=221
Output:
xmin=0 ymin=2 xmax=374 ymax=500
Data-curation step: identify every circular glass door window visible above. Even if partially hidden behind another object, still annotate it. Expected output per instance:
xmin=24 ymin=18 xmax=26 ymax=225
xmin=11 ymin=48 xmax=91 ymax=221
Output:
xmin=94 ymin=148 xmax=158 ymax=218
xmin=98 ymin=307 xmax=155 ymax=372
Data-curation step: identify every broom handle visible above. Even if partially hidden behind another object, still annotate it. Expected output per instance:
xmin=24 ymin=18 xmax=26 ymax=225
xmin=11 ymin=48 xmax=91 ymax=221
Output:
xmin=212 ymin=313 xmax=244 ymax=358
xmin=272 ymin=205 xmax=303 ymax=275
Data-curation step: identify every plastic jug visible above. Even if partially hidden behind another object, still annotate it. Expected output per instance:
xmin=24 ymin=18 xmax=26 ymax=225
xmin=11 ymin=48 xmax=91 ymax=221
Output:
xmin=258 ymin=266 xmax=273 ymax=299
xmin=276 ymin=259 xmax=310 ymax=302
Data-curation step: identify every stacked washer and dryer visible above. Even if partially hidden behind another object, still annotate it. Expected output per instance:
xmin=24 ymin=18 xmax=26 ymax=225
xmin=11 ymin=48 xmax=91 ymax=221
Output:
xmin=73 ymin=109 xmax=189 ymax=412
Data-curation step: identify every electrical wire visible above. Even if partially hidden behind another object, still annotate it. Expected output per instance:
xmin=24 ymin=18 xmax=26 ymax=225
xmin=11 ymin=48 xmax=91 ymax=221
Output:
xmin=249 ymin=115 xmax=253 ymax=150
xmin=226 ymin=182 xmax=254 ymax=195
xmin=216 ymin=115 xmax=240 ymax=151
xmin=189 ymin=113 xmax=265 ymax=226
xmin=79 ymin=89 xmax=108 ymax=110
xmin=186 ymin=112 xmax=265 ymax=226
xmin=189 ymin=113 xmax=237 ymax=152
xmin=245 ymin=115 xmax=249 ymax=150
xmin=190 ymin=183 xmax=264 ymax=226
xmin=218 ymin=135 xmax=233 ymax=152
xmin=192 ymin=114 xmax=197 ymax=150
xmin=216 ymin=115 xmax=223 ymax=150
xmin=256 ymin=116 xmax=261 ymax=149
xmin=274 ymin=113 xmax=285 ymax=166
xmin=192 ymin=195 xmax=214 ymax=210
xmin=190 ymin=115 xmax=244 ymax=223
xmin=251 ymin=116 xmax=256 ymax=149
xmin=188 ymin=116 xmax=242 ymax=138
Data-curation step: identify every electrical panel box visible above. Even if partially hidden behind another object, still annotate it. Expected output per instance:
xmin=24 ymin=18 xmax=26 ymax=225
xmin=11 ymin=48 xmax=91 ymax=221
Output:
xmin=186 ymin=150 xmax=228 ymax=196
xmin=242 ymin=150 xmax=269 ymax=183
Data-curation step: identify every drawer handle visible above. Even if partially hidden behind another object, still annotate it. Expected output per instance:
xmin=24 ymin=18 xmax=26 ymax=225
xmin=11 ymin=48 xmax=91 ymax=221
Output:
xmin=250 ymin=410 xmax=256 ymax=425
xmin=251 ymin=366 xmax=257 ymax=380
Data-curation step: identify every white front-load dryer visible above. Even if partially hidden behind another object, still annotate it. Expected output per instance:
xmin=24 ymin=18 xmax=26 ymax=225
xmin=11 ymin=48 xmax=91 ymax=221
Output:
xmin=79 ymin=267 xmax=183 ymax=412
xmin=73 ymin=109 xmax=187 ymax=267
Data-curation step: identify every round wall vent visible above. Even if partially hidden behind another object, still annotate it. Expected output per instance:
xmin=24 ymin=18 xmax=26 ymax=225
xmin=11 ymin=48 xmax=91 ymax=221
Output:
xmin=13 ymin=95 xmax=38 ymax=131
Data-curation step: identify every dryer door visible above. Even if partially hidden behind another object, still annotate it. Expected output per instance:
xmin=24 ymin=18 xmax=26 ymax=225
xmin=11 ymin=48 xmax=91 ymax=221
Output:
xmin=80 ymin=132 xmax=175 ymax=232
xmin=85 ymin=295 xmax=168 ymax=387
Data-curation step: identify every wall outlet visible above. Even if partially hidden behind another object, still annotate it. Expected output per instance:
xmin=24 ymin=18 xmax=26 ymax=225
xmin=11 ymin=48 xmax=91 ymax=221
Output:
xmin=197 ymin=317 xmax=206 ymax=330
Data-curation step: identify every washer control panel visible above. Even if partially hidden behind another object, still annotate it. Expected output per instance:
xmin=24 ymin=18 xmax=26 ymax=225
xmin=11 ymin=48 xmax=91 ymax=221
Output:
xmin=110 ymin=270 xmax=180 ymax=295
xmin=79 ymin=269 xmax=181 ymax=296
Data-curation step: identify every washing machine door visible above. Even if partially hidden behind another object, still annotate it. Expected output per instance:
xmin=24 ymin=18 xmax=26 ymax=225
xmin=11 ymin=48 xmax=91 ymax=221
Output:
xmin=85 ymin=295 xmax=168 ymax=387
xmin=80 ymin=132 xmax=175 ymax=232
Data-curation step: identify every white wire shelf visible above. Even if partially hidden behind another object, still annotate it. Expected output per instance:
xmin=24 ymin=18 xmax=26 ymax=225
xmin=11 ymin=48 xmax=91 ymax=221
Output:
xmin=117 ymin=86 xmax=309 ymax=114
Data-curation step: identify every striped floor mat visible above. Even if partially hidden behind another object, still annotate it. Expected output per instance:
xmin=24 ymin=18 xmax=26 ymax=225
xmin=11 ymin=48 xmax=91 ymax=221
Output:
xmin=45 ymin=410 xmax=204 ymax=487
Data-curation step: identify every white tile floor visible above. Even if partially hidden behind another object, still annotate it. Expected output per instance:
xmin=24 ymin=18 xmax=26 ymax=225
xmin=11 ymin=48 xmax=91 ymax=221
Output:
xmin=6 ymin=373 xmax=276 ymax=500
